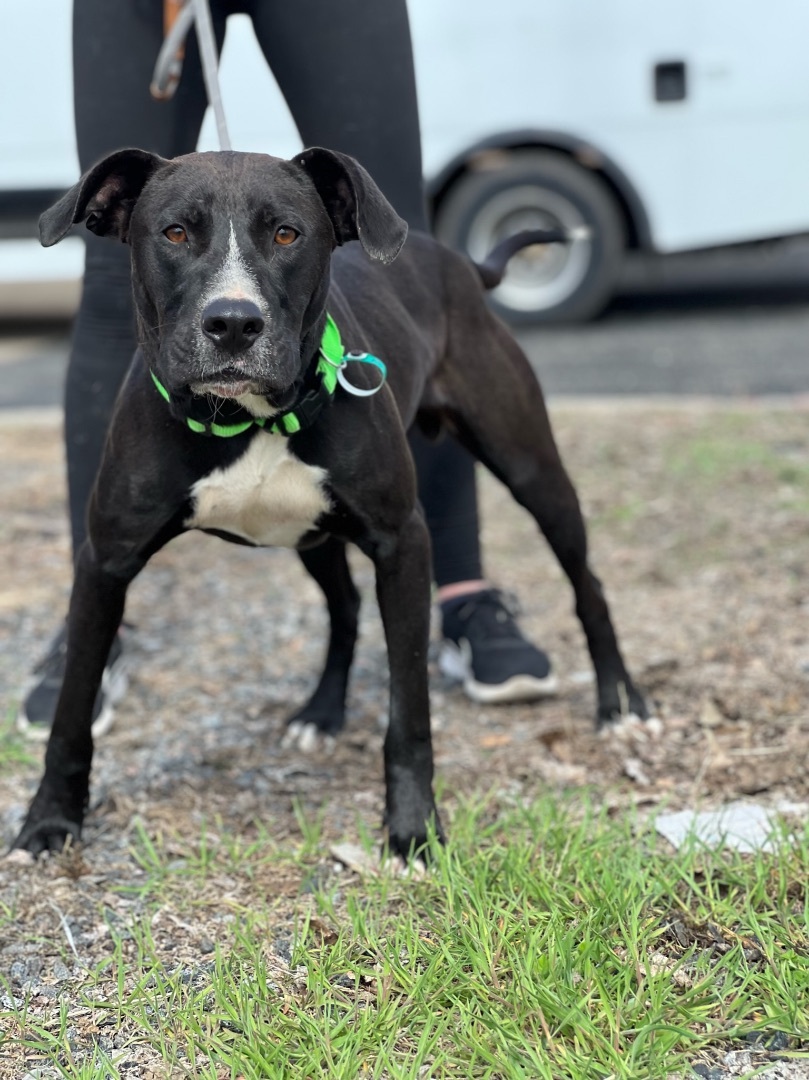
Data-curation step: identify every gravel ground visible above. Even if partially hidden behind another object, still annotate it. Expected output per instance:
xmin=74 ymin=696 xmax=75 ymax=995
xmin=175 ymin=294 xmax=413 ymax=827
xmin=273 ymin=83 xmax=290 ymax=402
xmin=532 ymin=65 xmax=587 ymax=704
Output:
xmin=1 ymin=399 xmax=808 ymax=1077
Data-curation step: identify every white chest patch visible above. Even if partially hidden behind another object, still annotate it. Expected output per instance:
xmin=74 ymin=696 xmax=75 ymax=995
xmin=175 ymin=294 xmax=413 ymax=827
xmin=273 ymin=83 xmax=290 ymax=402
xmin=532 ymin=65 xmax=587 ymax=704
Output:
xmin=186 ymin=432 xmax=331 ymax=547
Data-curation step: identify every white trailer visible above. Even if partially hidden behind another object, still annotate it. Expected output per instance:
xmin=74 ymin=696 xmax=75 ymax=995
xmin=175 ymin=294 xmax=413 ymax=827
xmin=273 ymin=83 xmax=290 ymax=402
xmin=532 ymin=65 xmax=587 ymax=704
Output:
xmin=2 ymin=0 xmax=807 ymax=321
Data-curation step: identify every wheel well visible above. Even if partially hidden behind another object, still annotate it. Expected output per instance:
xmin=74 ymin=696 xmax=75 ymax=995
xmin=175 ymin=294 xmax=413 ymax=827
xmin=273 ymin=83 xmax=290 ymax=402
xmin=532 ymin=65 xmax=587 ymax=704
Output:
xmin=427 ymin=137 xmax=650 ymax=252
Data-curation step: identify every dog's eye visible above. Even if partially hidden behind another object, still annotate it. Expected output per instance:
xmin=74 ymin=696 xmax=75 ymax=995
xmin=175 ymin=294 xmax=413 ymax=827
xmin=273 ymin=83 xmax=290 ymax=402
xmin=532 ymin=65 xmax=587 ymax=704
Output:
xmin=274 ymin=226 xmax=299 ymax=246
xmin=164 ymin=225 xmax=188 ymax=244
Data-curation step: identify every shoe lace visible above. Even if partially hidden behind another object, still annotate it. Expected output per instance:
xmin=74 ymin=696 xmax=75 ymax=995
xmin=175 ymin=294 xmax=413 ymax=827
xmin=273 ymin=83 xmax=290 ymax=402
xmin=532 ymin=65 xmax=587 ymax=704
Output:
xmin=456 ymin=589 xmax=523 ymax=641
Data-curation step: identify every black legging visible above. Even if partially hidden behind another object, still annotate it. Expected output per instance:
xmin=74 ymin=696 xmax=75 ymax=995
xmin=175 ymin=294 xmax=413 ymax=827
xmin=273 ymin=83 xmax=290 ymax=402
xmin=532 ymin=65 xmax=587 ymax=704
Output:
xmin=67 ymin=0 xmax=483 ymax=587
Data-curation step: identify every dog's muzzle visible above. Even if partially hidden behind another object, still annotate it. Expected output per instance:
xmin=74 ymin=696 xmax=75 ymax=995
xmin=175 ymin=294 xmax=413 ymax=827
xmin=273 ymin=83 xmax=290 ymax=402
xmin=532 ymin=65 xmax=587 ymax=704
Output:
xmin=189 ymin=373 xmax=264 ymax=399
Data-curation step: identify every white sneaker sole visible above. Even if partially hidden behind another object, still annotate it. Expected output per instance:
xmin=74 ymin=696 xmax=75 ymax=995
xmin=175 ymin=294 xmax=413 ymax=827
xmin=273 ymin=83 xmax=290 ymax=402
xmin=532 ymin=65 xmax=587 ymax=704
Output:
xmin=438 ymin=639 xmax=559 ymax=705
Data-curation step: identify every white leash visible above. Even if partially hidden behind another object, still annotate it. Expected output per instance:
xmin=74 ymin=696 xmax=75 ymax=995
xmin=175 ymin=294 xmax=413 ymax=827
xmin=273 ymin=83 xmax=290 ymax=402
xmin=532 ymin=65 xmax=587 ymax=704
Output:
xmin=150 ymin=0 xmax=232 ymax=151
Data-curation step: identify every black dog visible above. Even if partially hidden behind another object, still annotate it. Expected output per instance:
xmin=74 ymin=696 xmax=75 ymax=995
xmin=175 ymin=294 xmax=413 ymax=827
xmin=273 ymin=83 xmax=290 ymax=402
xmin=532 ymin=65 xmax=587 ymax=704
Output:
xmin=13 ymin=147 xmax=646 ymax=858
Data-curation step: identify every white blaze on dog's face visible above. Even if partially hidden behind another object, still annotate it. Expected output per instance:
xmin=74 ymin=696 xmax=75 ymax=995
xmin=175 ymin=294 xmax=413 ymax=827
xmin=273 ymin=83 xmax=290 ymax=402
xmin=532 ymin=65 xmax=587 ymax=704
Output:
xmin=191 ymin=221 xmax=277 ymax=415
xmin=203 ymin=221 xmax=264 ymax=308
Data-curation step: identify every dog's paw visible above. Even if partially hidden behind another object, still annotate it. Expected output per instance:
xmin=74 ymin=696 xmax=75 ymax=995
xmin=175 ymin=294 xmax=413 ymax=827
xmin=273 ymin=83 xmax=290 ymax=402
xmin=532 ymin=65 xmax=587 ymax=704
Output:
xmin=330 ymin=841 xmax=428 ymax=879
xmin=386 ymin=809 xmax=445 ymax=868
xmin=602 ymin=712 xmax=663 ymax=742
xmin=12 ymin=814 xmax=82 ymax=859
xmin=288 ymin=706 xmax=346 ymax=737
xmin=596 ymin=680 xmax=650 ymax=727
xmin=381 ymin=851 xmax=430 ymax=879
xmin=281 ymin=719 xmax=336 ymax=754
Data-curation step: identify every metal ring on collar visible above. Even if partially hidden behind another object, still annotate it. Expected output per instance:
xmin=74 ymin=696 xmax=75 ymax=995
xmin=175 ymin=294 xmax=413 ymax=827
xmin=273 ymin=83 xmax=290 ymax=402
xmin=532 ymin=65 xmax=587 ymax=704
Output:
xmin=336 ymin=351 xmax=387 ymax=397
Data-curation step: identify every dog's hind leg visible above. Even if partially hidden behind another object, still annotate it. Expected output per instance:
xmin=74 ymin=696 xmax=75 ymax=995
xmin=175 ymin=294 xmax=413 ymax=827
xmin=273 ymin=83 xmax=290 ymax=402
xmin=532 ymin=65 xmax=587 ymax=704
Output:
xmin=284 ymin=537 xmax=360 ymax=746
xmin=440 ymin=316 xmax=647 ymax=726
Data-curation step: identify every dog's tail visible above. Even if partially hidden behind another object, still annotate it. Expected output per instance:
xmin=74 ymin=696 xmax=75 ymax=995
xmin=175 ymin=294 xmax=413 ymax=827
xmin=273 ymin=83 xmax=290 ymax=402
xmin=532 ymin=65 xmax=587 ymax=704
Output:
xmin=474 ymin=226 xmax=591 ymax=290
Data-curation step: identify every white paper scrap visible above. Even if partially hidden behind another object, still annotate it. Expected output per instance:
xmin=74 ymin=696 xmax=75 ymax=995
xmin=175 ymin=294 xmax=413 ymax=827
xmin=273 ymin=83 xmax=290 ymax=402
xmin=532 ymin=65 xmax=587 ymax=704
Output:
xmin=655 ymin=802 xmax=782 ymax=854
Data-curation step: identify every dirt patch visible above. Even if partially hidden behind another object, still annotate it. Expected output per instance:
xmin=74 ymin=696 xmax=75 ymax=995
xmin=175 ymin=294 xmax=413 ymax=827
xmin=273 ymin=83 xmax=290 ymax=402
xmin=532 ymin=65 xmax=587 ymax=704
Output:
xmin=2 ymin=399 xmax=808 ymax=848
xmin=0 ymin=399 xmax=807 ymax=1074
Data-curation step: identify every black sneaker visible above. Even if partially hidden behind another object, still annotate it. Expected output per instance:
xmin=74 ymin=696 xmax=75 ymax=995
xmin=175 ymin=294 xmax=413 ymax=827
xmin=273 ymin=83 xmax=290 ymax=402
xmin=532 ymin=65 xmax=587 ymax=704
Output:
xmin=17 ymin=624 xmax=129 ymax=740
xmin=439 ymin=589 xmax=558 ymax=704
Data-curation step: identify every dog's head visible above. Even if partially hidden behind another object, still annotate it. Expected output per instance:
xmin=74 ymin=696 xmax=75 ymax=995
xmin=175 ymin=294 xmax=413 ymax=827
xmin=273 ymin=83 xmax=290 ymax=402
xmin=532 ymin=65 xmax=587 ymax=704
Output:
xmin=40 ymin=148 xmax=407 ymax=411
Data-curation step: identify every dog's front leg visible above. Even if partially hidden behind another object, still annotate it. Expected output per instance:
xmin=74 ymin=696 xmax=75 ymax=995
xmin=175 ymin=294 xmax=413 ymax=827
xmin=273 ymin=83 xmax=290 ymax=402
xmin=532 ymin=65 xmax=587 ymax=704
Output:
xmin=13 ymin=545 xmax=131 ymax=855
xmin=368 ymin=508 xmax=443 ymax=859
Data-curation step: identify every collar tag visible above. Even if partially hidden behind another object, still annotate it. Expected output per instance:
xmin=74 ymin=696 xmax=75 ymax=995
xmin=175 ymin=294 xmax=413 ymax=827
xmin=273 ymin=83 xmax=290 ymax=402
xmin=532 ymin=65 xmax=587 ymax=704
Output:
xmin=335 ymin=351 xmax=387 ymax=398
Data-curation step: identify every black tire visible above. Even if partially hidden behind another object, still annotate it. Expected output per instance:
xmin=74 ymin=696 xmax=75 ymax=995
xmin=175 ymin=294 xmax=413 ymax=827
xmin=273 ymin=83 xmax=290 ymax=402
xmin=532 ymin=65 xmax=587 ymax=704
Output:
xmin=433 ymin=150 xmax=625 ymax=324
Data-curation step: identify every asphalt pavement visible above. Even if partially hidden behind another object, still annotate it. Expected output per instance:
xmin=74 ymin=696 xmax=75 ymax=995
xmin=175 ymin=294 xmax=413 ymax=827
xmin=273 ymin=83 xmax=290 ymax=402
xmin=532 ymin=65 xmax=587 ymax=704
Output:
xmin=1 ymin=240 xmax=808 ymax=409
xmin=526 ymin=240 xmax=809 ymax=397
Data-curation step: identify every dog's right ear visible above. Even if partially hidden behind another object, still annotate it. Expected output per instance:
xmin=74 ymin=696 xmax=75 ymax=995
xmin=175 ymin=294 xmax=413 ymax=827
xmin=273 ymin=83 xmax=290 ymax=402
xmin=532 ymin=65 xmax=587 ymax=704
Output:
xmin=39 ymin=148 xmax=170 ymax=247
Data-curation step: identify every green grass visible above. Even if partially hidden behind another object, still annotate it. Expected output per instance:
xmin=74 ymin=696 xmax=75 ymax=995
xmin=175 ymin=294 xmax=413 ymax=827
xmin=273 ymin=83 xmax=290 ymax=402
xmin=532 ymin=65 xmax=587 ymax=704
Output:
xmin=665 ymin=417 xmax=809 ymax=494
xmin=0 ymin=709 xmax=38 ymax=775
xmin=2 ymin=793 xmax=808 ymax=1078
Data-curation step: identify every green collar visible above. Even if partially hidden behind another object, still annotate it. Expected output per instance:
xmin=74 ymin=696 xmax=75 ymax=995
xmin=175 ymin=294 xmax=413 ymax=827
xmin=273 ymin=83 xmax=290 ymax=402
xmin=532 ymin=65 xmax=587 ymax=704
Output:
xmin=150 ymin=313 xmax=347 ymax=438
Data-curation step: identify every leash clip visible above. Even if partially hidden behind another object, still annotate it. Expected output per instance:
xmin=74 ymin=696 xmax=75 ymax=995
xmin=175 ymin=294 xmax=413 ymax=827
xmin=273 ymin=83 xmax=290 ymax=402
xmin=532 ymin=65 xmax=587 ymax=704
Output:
xmin=336 ymin=351 xmax=387 ymax=397
xmin=151 ymin=0 xmax=193 ymax=100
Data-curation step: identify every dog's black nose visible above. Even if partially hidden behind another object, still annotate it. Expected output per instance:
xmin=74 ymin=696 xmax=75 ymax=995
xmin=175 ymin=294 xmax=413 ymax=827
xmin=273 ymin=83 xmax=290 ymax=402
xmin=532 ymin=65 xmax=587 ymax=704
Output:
xmin=201 ymin=298 xmax=265 ymax=353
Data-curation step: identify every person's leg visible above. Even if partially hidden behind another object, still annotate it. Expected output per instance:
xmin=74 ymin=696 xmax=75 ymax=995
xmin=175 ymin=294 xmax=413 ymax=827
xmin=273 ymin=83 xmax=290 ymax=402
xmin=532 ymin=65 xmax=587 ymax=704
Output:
xmin=408 ymin=430 xmax=484 ymax=590
xmin=20 ymin=0 xmax=224 ymax=736
xmin=248 ymin=0 xmax=553 ymax=702
xmin=67 ymin=0 xmax=225 ymax=556
xmin=246 ymin=0 xmax=428 ymax=231
xmin=410 ymin=431 xmax=556 ymax=703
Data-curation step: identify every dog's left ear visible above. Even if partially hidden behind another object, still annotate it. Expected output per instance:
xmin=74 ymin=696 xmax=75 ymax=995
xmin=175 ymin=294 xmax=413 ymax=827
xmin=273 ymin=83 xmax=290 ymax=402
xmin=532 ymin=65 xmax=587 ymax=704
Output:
xmin=294 ymin=147 xmax=408 ymax=264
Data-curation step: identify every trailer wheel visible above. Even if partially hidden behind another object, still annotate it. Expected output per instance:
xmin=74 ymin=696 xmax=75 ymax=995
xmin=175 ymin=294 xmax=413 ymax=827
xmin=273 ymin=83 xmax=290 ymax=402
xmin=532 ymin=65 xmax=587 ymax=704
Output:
xmin=434 ymin=150 xmax=625 ymax=323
